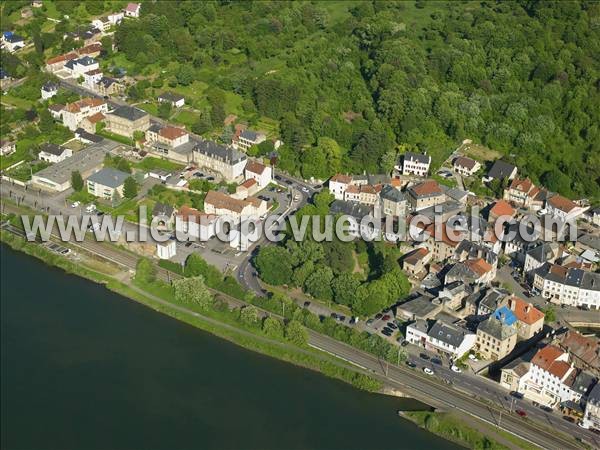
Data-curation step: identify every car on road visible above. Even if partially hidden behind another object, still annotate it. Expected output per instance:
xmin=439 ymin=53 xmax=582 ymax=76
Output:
xmin=540 ymin=405 xmax=553 ymax=413
xmin=284 ymin=180 xmax=293 ymax=185
xmin=431 ymin=358 xmax=442 ymax=366
xmin=338 ymin=315 xmax=346 ymax=322
xmin=85 ymin=204 xmax=96 ymax=213
xmin=401 ymin=340 xmax=409 ymax=347
xmin=515 ymin=409 xmax=527 ymax=417
xmin=366 ymin=318 xmax=375 ymax=326
xmin=275 ymin=175 xmax=282 ymax=180
xmin=301 ymin=187 xmax=309 ymax=193
xmin=71 ymin=201 xmax=80 ymax=208
xmin=303 ymin=301 xmax=311 ymax=308
xmin=419 ymin=353 xmax=430 ymax=361
xmin=330 ymin=313 xmax=338 ymax=319
xmin=423 ymin=367 xmax=434 ymax=375
xmin=349 ymin=317 xmax=358 ymax=325
xmin=451 ymin=365 xmax=461 ymax=373
xmin=510 ymin=391 xmax=524 ymax=399
xmin=374 ymin=313 xmax=382 ymax=319
xmin=563 ymin=415 xmax=575 ymax=423
xmin=406 ymin=361 xmax=416 ymax=368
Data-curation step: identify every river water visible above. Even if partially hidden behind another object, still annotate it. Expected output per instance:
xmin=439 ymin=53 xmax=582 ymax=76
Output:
xmin=1 ymin=246 xmax=460 ymax=450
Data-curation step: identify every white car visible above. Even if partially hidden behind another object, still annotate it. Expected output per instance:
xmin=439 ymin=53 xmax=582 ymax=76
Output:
xmin=468 ymin=353 xmax=478 ymax=361
xmin=85 ymin=204 xmax=96 ymax=213
xmin=301 ymin=187 xmax=309 ymax=193
xmin=423 ymin=367 xmax=434 ymax=375
xmin=71 ymin=201 xmax=80 ymax=208
xmin=451 ymin=365 xmax=461 ymax=373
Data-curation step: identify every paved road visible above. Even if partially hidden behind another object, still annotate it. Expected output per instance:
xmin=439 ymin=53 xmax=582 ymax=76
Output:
xmin=3 ymin=206 xmax=595 ymax=450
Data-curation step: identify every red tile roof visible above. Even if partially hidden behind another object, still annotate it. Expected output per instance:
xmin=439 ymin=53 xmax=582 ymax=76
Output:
xmin=411 ymin=180 xmax=442 ymax=197
xmin=177 ymin=205 xmax=216 ymax=223
xmin=464 ymin=258 xmax=493 ymax=277
xmin=159 ymin=126 xmax=187 ymax=141
xmin=532 ymin=345 xmax=571 ymax=379
xmin=240 ymin=178 xmax=257 ymax=189
xmin=245 ymin=160 xmax=267 ymax=175
xmin=490 ymin=200 xmax=515 ymax=217
xmin=548 ymin=194 xmax=577 ymax=213
xmin=454 ymin=156 xmax=478 ymax=170
xmin=85 ymin=112 xmax=105 ymax=124
xmin=64 ymin=98 xmax=106 ymax=113
xmin=330 ymin=173 xmax=352 ymax=184
xmin=508 ymin=296 xmax=544 ymax=325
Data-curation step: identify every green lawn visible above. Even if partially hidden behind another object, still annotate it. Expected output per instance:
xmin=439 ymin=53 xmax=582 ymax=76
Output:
xmin=97 ymin=129 xmax=134 ymax=146
xmin=173 ymin=109 xmax=200 ymax=127
xmin=137 ymin=102 xmax=159 ymax=116
xmin=6 ymin=160 xmax=50 ymax=182
xmin=134 ymin=157 xmax=184 ymax=172
xmin=1 ymin=94 xmax=35 ymax=110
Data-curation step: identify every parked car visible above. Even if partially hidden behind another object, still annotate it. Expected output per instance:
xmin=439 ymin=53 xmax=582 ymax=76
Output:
xmin=431 ymin=358 xmax=442 ymax=366
xmin=382 ymin=314 xmax=391 ymax=321
xmin=375 ymin=313 xmax=383 ymax=320
xmin=423 ymin=367 xmax=434 ymax=375
xmin=468 ymin=353 xmax=478 ymax=361
xmin=406 ymin=361 xmax=416 ymax=368
xmin=419 ymin=353 xmax=430 ymax=361
xmin=301 ymin=187 xmax=309 ymax=193
xmin=387 ymin=322 xmax=398 ymax=330
xmin=510 ymin=391 xmax=524 ymax=399
xmin=401 ymin=340 xmax=409 ymax=347
xmin=563 ymin=416 xmax=575 ymax=423
xmin=451 ymin=365 xmax=461 ymax=373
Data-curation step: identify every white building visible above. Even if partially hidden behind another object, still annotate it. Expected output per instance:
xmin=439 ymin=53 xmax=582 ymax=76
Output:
xmin=82 ymin=69 xmax=103 ymax=87
xmin=328 ymin=173 xmax=353 ymax=200
xmin=453 ymin=156 xmax=481 ymax=176
xmin=123 ymin=2 xmax=141 ymax=18
xmin=87 ymin=168 xmax=129 ymax=199
xmin=1 ymin=32 xmax=25 ymax=53
xmin=399 ymin=152 xmax=431 ymax=177
xmin=582 ymin=384 xmax=600 ymax=430
xmin=524 ymin=242 xmax=559 ymax=274
xmin=175 ymin=205 xmax=216 ymax=241
xmin=533 ymin=263 xmax=600 ymax=310
xmin=40 ymin=81 xmax=59 ymax=100
xmin=64 ymin=56 xmax=99 ymax=78
xmin=236 ymin=129 xmax=266 ymax=152
xmin=91 ymin=12 xmax=123 ymax=32
xmin=546 ymin=194 xmax=588 ymax=223
xmin=406 ymin=319 xmax=476 ymax=359
xmin=0 ymin=140 xmax=16 ymax=156
xmin=38 ymin=143 xmax=72 ymax=163
xmin=192 ymin=139 xmax=247 ymax=182
xmin=203 ymin=191 xmax=267 ymax=218
xmin=244 ymin=160 xmax=272 ymax=188
xmin=57 ymin=98 xmax=108 ymax=131
xmin=157 ymin=92 xmax=185 ymax=108
xmin=156 ymin=241 xmax=176 ymax=260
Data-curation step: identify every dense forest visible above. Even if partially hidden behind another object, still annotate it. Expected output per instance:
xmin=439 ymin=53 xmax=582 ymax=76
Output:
xmin=2 ymin=1 xmax=599 ymax=200
xmin=112 ymin=1 xmax=600 ymax=200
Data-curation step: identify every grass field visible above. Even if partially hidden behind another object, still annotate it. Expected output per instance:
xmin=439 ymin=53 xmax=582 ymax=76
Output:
xmin=135 ymin=157 xmax=184 ymax=172
xmin=173 ymin=109 xmax=200 ymax=128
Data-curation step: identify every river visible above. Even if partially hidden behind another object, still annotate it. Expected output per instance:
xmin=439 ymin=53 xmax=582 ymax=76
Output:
xmin=1 ymin=246 xmax=460 ymax=450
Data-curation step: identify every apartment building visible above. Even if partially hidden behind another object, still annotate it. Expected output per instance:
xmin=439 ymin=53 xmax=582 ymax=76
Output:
xmin=475 ymin=314 xmax=517 ymax=361
xmin=105 ymin=105 xmax=150 ymax=138
xmin=399 ymin=152 xmax=431 ymax=177
xmin=203 ymin=191 xmax=267 ymax=218
xmin=192 ymin=140 xmax=247 ymax=181
xmin=407 ymin=180 xmax=445 ymax=211
xmin=533 ymin=263 xmax=600 ymax=310
xmin=87 ymin=168 xmax=129 ymax=199
xmin=58 ymin=98 xmax=108 ymax=131
xmin=453 ymin=156 xmax=481 ymax=176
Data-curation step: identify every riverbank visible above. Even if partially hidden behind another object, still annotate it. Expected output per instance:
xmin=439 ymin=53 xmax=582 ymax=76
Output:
xmin=0 ymin=217 xmax=542 ymax=450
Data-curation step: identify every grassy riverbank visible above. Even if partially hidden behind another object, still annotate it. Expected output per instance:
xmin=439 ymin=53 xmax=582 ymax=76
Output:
xmin=404 ymin=411 xmax=540 ymax=450
xmin=0 ymin=230 xmax=381 ymax=393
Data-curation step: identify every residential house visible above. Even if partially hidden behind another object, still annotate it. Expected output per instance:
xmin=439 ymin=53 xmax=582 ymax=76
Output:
xmin=175 ymin=205 xmax=217 ymax=241
xmin=192 ymin=139 xmax=247 ymax=181
xmin=399 ymin=152 xmax=431 ymax=177
xmin=557 ymin=331 xmax=600 ymax=376
xmin=445 ymin=258 xmax=495 ymax=285
xmin=123 ymin=2 xmax=141 ymax=18
xmin=405 ymin=320 xmax=430 ymax=347
xmin=64 ymin=26 xmax=102 ymax=46
xmin=582 ymin=384 xmax=600 ymax=430
xmin=328 ymin=200 xmax=380 ymax=240
xmin=64 ymin=56 xmax=99 ymax=78
xmin=507 ymin=296 xmax=545 ymax=340
xmin=475 ymin=315 xmax=518 ymax=361
xmin=146 ymin=124 xmax=189 ymax=149
xmin=236 ymin=129 xmax=267 ymax=152
xmin=0 ymin=140 xmax=16 ymax=156
xmin=402 ymin=247 xmax=431 ymax=277
xmin=87 ymin=168 xmax=129 ymax=199
xmin=407 ymin=180 xmax=445 ymax=211
xmin=524 ymin=242 xmax=559 ymax=274
xmin=38 ymin=143 xmax=72 ymax=163
xmin=80 ymin=112 xmax=105 ymax=133
xmin=96 ymin=77 xmax=124 ymax=97
xmin=151 ymin=202 xmax=176 ymax=230
xmin=1 ymin=32 xmax=25 ymax=53
xmin=419 ymin=222 xmax=461 ymax=262
xmin=74 ymin=128 xmax=103 ymax=144
xmin=380 ymin=184 xmax=406 ymax=217
xmin=329 ymin=174 xmax=353 ymax=200
xmin=438 ymin=281 xmax=473 ymax=311
xmin=453 ymin=156 xmax=481 ymax=176
xmin=234 ymin=178 xmax=260 ymax=200
xmin=546 ymin=194 xmax=588 ymax=222
xmin=59 ymin=98 xmax=108 ymax=131
xmin=488 ymin=200 xmax=515 ymax=222
xmin=203 ymin=191 xmax=267 ymax=218
xmin=476 ymin=287 xmax=510 ymax=316
xmin=45 ymin=52 xmax=78 ymax=73
xmin=245 ymin=160 xmax=272 ymax=188
xmin=504 ymin=178 xmax=539 ymax=208
xmin=40 ymin=81 xmax=59 ymax=100
xmin=105 ymin=105 xmax=150 ymax=138
xmin=92 ymin=12 xmax=123 ymax=32
xmin=483 ymin=160 xmax=517 ymax=183
xmin=157 ymin=91 xmax=185 ymax=108
xmin=501 ymin=358 xmax=531 ymax=392
xmin=534 ymin=263 xmax=600 ymax=310
xmin=82 ymin=68 xmax=103 ymax=87
xmin=426 ymin=320 xmax=477 ymax=359
xmin=454 ymin=240 xmax=498 ymax=268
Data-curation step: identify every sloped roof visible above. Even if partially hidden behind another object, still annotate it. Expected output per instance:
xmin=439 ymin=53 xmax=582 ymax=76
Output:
xmin=454 ymin=156 xmax=478 ymax=170
xmin=548 ymin=194 xmax=577 ymax=213
xmin=487 ymin=160 xmax=516 ymax=180
xmin=409 ymin=180 xmax=443 ymax=198
xmin=490 ymin=200 xmax=515 ymax=217
xmin=508 ymin=296 xmax=544 ymax=325
xmin=245 ymin=160 xmax=267 ymax=175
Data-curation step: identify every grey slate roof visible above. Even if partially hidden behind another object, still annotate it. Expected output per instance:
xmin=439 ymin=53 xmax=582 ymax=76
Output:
xmin=403 ymin=152 xmax=431 ymax=165
xmin=109 ymin=105 xmax=148 ymax=121
xmin=75 ymin=128 xmax=103 ymax=143
xmin=526 ymin=242 xmax=557 ymax=264
xmin=487 ymin=160 xmax=516 ymax=180
xmin=152 ymin=202 xmax=174 ymax=217
xmin=455 ymin=240 xmax=498 ymax=266
xmin=588 ymin=383 xmax=600 ymax=406
xmin=568 ymin=371 xmax=596 ymax=396
xmin=87 ymin=167 xmax=129 ymax=188
xmin=39 ymin=143 xmax=66 ymax=156
xmin=428 ymin=320 xmax=470 ymax=348
xmin=478 ymin=316 xmax=516 ymax=340
xmin=193 ymin=138 xmax=246 ymax=164
xmin=329 ymin=200 xmax=373 ymax=220
xmin=240 ymin=130 xmax=262 ymax=141
xmin=42 ymin=81 xmax=59 ymax=92
xmin=380 ymin=184 xmax=405 ymax=203
xmin=158 ymin=91 xmax=184 ymax=102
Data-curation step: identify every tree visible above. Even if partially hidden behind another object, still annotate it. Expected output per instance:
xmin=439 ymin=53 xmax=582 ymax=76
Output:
xmin=543 ymin=306 xmax=557 ymax=323
xmin=285 ymin=320 xmax=308 ymax=346
xmin=332 ymin=273 xmax=360 ymax=306
xmin=240 ymin=305 xmax=260 ymax=326
xmin=157 ymin=101 xmax=172 ymax=120
xmin=123 ymin=177 xmax=138 ymax=199
xmin=255 ymin=246 xmax=292 ymax=285
xmin=191 ymin=113 xmax=212 ymax=135
xmin=173 ymin=276 xmax=213 ymax=309
xmin=176 ymin=65 xmax=195 ymax=86
xmin=262 ymin=316 xmax=284 ymax=338
xmin=71 ymin=171 xmax=83 ymax=192
xmin=135 ymin=258 xmax=156 ymax=284
xmin=184 ymin=253 xmax=223 ymax=286
xmin=304 ymin=265 xmax=334 ymax=300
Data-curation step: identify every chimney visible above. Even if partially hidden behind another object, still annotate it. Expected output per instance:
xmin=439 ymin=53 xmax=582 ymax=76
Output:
xmin=525 ymin=305 xmax=531 ymax=314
